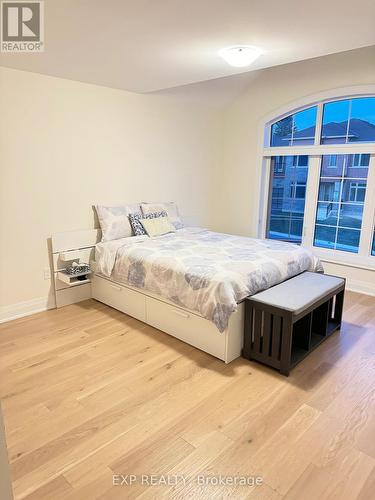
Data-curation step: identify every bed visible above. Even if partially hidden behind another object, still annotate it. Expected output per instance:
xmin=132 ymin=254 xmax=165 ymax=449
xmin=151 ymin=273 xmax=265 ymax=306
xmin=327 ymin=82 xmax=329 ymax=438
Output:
xmin=92 ymin=227 xmax=322 ymax=362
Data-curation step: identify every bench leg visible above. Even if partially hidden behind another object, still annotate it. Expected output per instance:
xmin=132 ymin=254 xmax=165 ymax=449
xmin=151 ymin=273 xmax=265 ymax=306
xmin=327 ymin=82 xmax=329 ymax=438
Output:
xmin=279 ymin=315 xmax=293 ymax=376
xmin=242 ymin=303 xmax=253 ymax=360
xmin=334 ymin=289 xmax=345 ymax=326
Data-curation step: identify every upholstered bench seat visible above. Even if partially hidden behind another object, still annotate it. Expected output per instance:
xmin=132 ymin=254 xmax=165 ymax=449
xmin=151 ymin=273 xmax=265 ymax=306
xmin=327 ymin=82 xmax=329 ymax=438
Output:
xmin=249 ymin=272 xmax=344 ymax=315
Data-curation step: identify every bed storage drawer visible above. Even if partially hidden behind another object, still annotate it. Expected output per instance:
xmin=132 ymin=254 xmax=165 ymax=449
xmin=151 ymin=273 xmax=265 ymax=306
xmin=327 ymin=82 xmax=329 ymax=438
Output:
xmin=92 ymin=275 xmax=146 ymax=322
xmin=146 ymin=296 xmax=226 ymax=360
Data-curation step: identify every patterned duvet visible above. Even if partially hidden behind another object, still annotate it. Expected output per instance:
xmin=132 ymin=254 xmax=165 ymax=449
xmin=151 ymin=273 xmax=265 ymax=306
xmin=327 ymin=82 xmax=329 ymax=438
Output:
xmin=95 ymin=227 xmax=322 ymax=332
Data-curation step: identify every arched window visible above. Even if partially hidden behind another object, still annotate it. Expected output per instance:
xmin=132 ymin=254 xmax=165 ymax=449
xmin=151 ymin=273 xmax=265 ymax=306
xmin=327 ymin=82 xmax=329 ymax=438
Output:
xmin=270 ymin=97 xmax=375 ymax=147
xmin=260 ymin=95 xmax=375 ymax=265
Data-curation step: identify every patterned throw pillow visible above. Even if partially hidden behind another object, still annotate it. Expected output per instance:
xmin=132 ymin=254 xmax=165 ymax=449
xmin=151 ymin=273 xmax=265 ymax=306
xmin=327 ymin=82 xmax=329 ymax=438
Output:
xmin=141 ymin=202 xmax=184 ymax=229
xmin=128 ymin=211 xmax=167 ymax=236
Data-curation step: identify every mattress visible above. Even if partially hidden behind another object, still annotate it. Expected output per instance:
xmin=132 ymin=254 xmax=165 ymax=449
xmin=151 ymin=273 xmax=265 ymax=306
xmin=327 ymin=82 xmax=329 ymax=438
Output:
xmin=95 ymin=227 xmax=322 ymax=332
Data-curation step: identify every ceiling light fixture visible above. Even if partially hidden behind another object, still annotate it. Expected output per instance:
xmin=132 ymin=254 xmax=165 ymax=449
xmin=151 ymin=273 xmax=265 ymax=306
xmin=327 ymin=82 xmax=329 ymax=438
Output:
xmin=218 ymin=45 xmax=262 ymax=68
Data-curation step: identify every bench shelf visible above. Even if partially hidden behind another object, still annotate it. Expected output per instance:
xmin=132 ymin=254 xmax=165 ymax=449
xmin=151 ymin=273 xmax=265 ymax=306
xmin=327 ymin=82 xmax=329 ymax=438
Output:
xmin=242 ymin=272 xmax=345 ymax=376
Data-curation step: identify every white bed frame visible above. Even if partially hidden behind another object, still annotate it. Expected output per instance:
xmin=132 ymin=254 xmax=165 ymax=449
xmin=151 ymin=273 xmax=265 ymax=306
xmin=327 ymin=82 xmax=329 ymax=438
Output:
xmin=51 ymin=229 xmax=244 ymax=363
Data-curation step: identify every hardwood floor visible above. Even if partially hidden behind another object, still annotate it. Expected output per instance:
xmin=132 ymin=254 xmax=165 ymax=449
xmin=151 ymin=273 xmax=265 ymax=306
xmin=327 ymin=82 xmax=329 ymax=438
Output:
xmin=0 ymin=292 xmax=375 ymax=499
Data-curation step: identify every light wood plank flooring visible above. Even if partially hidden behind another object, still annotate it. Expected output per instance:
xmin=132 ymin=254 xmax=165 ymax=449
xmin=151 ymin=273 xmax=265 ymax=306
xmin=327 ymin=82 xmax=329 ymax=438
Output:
xmin=0 ymin=292 xmax=375 ymax=500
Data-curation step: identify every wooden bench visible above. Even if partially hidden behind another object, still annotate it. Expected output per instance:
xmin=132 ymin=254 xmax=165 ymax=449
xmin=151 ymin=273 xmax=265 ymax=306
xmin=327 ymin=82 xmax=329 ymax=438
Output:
xmin=242 ymin=272 xmax=345 ymax=376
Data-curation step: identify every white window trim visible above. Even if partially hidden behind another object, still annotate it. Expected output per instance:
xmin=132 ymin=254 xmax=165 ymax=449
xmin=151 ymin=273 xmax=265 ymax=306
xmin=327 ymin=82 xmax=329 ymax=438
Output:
xmin=256 ymin=85 xmax=375 ymax=270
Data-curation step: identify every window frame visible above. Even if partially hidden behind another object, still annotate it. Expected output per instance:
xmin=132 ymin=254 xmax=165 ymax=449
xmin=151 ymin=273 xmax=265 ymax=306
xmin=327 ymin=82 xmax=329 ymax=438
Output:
xmin=258 ymin=88 xmax=375 ymax=270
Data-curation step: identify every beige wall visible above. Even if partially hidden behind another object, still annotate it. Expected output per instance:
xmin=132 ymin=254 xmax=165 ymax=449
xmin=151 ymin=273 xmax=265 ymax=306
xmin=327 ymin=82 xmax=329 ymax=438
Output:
xmin=0 ymin=67 xmax=222 ymax=310
xmin=213 ymin=46 xmax=375 ymax=291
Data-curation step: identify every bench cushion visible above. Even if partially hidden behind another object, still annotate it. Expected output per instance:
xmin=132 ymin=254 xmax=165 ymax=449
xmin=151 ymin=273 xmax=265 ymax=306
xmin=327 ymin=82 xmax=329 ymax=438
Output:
xmin=249 ymin=272 xmax=344 ymax=315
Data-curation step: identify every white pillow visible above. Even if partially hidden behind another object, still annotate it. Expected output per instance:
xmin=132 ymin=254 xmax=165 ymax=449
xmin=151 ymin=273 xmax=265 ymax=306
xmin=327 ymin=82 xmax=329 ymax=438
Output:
xmin=141 ymin=202 xmax=184 ymax=229
xmin=96 ymin=204 xmax=141 ymax=241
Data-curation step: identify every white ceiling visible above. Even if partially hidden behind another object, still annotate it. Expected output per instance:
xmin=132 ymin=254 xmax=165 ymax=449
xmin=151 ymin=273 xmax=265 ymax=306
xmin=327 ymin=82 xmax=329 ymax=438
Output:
xmin=1 ymin=0 xmax=375 ymax=93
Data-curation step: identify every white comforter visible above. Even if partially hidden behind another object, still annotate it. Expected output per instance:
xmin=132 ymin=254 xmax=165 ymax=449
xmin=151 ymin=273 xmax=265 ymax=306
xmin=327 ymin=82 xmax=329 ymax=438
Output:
xmin=95 ymin=227 xmax=322 ymax=332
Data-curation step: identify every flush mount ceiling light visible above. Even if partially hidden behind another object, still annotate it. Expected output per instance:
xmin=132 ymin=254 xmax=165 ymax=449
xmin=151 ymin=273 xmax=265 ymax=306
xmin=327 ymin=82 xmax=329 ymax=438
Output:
xmin=218 ymin=45 xmax=262 ymax=68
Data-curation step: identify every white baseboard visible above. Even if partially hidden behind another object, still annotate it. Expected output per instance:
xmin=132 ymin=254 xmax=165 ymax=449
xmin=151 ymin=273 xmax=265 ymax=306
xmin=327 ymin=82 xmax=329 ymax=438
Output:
xmin=0 ymin=296 xmax=56 ymax=324
xmin=345 ymin=279 xmax=375 ymax=297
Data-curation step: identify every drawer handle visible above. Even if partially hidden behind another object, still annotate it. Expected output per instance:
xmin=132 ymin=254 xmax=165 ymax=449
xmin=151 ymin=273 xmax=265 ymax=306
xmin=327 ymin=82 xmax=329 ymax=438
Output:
xmin=172 ymin=309 xmax=190 ymax=319
xmin=110 ymin=284 xmax=122 ymax=292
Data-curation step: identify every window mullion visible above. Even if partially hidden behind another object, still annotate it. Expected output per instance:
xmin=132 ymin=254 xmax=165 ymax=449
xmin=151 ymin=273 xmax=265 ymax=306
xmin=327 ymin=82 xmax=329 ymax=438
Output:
xmin=258 ymin=157 xmax=272 ymax=238
xmin=314 ymin=103 xmax=323 ymax=145
xmin=345 ymin=99 xmax=352 ymax=143
xmin=358 ymin=154 xmax=375 ymax=256
xmin=302 ymin=155 xmax=321 ymax=248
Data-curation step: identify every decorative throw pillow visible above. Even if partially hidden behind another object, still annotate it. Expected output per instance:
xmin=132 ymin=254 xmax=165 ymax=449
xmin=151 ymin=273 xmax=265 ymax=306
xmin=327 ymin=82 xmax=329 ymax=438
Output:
xmin=141 ymin=202 xmax=184 ymax=229
xmin=128 ymin=211 xmax=167 ymax=236
xmin=140 ymin=217 xmax=176 ymax=237
xmin=95 ymin=204 xmax=141 ymax=242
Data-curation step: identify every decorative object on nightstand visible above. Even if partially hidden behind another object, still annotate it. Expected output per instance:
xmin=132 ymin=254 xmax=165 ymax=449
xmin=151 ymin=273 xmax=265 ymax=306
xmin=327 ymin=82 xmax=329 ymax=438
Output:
xmin=65 ymin=262 xmax=90 ymax=275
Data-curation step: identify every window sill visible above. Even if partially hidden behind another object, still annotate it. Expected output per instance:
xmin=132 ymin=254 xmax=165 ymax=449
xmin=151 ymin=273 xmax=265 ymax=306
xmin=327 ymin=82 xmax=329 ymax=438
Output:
xmin=319 ymin=258 xmax=375 ymax=272
xmin=263 ymin=236 xmax=375 ymax=271
xmin=312 ymin=250 xmax=375 ymax=272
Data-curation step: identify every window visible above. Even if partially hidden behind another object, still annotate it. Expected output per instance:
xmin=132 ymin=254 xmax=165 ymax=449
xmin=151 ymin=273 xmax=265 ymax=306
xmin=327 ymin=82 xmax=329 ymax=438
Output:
xmin=349 ymin=98 xmax=375 ymax=143
xmin=263 ymin=92 xmax=375 ymax=264
xmin=314 ymin=155 xmax=368 ymax=253
xmin=267 ymin=156 xmax=309 ymax=243
xmin=271 ymin=107 xmax=317 ymax=147
xmin=321 ymin=97 xmax=375 ymax=144
xmin=321 ymin=99 xmax=350 ymax=144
